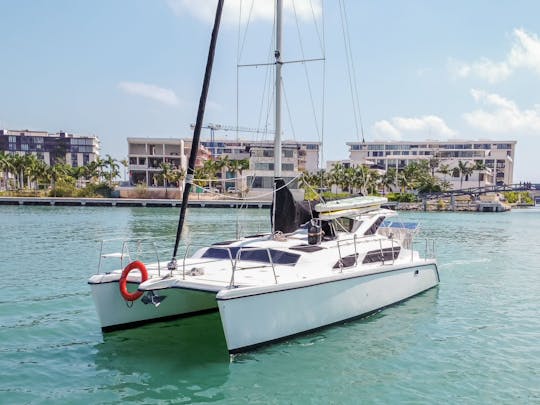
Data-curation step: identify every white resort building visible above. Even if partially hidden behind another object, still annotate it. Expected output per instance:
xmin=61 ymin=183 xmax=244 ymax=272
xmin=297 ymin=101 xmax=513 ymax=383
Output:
xmin=345 ymin=140 xmax=516 ymax=189
xmin=126 ymin=137 xmax=320 ymax=193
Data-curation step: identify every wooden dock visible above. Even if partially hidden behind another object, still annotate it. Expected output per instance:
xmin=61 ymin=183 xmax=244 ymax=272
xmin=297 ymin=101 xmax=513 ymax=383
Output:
xmin=0 ymin=196 xmax=271 ymax=209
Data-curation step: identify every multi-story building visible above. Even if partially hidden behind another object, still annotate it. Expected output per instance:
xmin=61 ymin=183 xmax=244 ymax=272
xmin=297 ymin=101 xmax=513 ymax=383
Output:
xmin=0 ymin=129 xmax=100 ymax=167
xmin=201 ymin=139 xmax=320 ymax=190
xmin=128 ymin=138 xmax=192 ymax=186
xmin=346 ymin=140 xmax=516 ymax=188
xmin=127 ymin=137 xmax=321 ymax=191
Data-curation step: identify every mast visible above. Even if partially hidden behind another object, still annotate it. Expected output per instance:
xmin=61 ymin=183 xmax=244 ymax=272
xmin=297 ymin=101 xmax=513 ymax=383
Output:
xmin=170 ymin=0 xmax=224 ymax=266
xmin=272 ymin=0 xmax=283 ymax=233
xmin=274 ymin=0 xmax=283 ymax=178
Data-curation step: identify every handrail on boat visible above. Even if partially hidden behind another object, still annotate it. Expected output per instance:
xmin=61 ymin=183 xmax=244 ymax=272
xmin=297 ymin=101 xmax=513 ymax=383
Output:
xmin=228 ymin=246 xmax=278 ymax=288
xmin=97 ymin=237 xmax=162 ymax=275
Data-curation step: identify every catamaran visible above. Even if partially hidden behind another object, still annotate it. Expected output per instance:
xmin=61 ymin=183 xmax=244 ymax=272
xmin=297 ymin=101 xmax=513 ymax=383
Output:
xmin=88 ymin=0 xmax=439 ymax=353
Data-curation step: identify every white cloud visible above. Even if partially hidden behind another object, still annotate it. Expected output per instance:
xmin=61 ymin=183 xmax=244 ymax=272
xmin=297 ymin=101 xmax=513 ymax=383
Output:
xmin=373 ymin=115 xmax=457 ymax=140
xmin=373 ymin=120 xmax=401 ymax=140
xmin=118 ymin=81 xmax=180 ymax=106
xmin=451 ymin=28 xmax=540 ymax=83
xmin=166 ymin=0 xmax=321 ymax=26
xmin=463 ymin=88 xmax=540 ymax=133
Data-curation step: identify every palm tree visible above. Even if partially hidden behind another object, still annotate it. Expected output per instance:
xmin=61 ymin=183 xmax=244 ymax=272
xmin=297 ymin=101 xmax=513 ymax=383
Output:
xmin=103 ymin=155 xmax=119 ymax=187
xmin=473 ymin=161 xmax=487 ymax=188
xmin=437 ymin=163 xmax=451 ymax=182
xmin=25 ymin=155 xmax=47 ymax=193
xmin=238 ymin=159 xmax=250 ymax=194
xmin=94 ymin=157 xmax=107 ymax=183
xmin=381 ymin=167 xmax=397 ymax=194
xmin=457 ymin=160 xmax=473 ymax=189
xmin=48 ymin=163 xmax=72 ymax=196
xmin=193 ymin=166 xmax=209 ymax=195
xmin=84 ymin=161 xmax=101 ymax=184
xmin=202 ymin=159 xmax=219 ymax=191
xmin=227 ymin=159 xmax=250 ymax=194
xmin=214 ymin=155 xmax=230 ymax=192
xmin=428 ymin=157 xmax=440 ymax=177
xmin=353 ymin=165 xmax=376 ymax=196
xmin=397 ymin=171 xmax=412 ymax=193
xmin=328 ymin=163 xmax=345 ymax=193
xmin=11 ymin=154 xmax=27 ymax=189
xmin=0 ymin=152 xmax=14 ymax=190
xmin=158 ymin=162 xmax=179 ymax=198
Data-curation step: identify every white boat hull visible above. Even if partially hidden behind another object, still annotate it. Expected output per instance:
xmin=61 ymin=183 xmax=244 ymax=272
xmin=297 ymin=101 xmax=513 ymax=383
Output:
xmin=88 ymin=276 xmax=217 ymax=331
xmin=217 ymin=261 xmax=438 ymax=352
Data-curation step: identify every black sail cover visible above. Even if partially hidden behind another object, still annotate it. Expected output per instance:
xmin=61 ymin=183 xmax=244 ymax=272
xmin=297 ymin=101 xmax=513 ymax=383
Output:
xmin=272 ymin=178 xmax=314 ymax=233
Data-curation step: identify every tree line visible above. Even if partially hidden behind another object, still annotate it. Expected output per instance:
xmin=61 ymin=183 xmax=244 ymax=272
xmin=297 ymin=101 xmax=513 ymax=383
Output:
xmin=0 ymin=151 xmax=251 ymax=197
xmin=300 ymin=159 xmax=489 ymax=200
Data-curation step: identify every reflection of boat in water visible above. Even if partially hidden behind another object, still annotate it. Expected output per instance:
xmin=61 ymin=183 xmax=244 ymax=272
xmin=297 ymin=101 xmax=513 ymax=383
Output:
xmin=88 ymin=0 xmax=439 ymax=353
xmin=94 ymin=313 xmax=230 ymax=374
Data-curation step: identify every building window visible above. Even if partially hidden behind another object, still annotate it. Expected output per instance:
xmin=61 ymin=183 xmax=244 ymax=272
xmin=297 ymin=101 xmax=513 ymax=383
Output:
xmin=255 ymin=162 xmax=274 ymax=171
xmin=282 ymin=150 xmax=294 ymax=158
xmin=282 ymin=163 xmax=294 ymax=171
xmin=248 ymin=176 xmax=274 ymax=188
xmin=368 ymin=145 xmax=384 ymax=151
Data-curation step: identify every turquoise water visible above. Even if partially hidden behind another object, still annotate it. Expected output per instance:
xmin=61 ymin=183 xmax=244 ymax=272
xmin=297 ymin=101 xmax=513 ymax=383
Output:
xmin=1 ymin=206 xmax=539 ymax=404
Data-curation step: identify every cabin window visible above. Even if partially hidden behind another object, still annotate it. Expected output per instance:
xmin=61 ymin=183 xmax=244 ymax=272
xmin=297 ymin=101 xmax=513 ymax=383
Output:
xmin=334 ymin=217 xmax=362 ymax=233
xmin=202 ymin=247 xmax=300 ymax=266
xmin=364 ymin=216 xmax=385 ymax=235
xmin=362 ymin=247 xmax=400 ymax=264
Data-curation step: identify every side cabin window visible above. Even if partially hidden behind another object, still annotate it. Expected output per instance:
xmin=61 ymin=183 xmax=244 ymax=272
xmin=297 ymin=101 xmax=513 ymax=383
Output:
xmin=202 ymin=247 xmax=300 ymax=266
xmin=362 ymin=247 xmax=401 ymax=264
xmin=333 ymin=217 xmax=362 ymax=233
xmin=364 ymin=216 xmax=385 ymax=236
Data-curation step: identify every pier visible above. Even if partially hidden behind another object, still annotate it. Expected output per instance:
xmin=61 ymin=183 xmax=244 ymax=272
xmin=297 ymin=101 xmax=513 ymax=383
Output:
xmin=0 ymin=196 xmax=270 ymax=209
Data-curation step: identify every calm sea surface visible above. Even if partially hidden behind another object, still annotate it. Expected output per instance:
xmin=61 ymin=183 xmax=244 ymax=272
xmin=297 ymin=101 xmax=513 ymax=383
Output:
xmin=1 ymin=205 xmax=539 ymax=404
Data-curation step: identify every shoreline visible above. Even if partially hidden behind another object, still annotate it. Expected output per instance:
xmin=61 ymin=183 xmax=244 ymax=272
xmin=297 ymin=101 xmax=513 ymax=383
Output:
xmin=0 ymin=196 xmax=534 ymax=211
xmin=0 ymin=196 xmax=270 ymax=209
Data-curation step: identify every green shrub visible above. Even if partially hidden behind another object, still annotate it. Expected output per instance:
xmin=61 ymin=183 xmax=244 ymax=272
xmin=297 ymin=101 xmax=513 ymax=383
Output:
xmin=386 ymin=192 xmax=418 ymax=202
xmin=321 ymin=192 xmax=351 ymax=200
xmin=503 ymin=191 xmax=533 ymax=204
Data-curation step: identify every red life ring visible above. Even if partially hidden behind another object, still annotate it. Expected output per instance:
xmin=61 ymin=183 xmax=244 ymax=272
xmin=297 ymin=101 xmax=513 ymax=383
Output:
xmin=119 ymin=261 xmax=148 ymax=301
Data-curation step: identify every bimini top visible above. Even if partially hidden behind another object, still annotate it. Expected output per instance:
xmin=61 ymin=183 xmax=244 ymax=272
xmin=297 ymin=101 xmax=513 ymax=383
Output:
xmin=314 ymin=196 xmax=387 ymax=213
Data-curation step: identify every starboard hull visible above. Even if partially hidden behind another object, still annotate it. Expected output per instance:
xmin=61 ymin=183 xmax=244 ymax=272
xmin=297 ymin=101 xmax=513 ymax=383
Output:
xmin=217 ymin=261 xmax=439 ymax=353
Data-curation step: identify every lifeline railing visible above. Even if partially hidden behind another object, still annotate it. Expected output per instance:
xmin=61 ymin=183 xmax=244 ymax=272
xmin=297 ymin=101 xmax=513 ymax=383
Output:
xmin=335 ymin=234 xmax=436 ymax=272
xmin=157 ymin=234 xmax=437 ymax=283
xmin=97 ymin=237 xmax=163 ymax=275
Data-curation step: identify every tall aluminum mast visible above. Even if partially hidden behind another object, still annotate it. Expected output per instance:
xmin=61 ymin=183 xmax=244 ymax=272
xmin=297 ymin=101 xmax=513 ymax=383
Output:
xmin=274 ymin=0 xmax=283 ymax=178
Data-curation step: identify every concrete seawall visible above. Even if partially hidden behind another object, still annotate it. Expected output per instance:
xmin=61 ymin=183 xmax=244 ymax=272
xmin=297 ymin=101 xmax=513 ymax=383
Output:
xmin=0 ymin=196 xmax=270 ymax=208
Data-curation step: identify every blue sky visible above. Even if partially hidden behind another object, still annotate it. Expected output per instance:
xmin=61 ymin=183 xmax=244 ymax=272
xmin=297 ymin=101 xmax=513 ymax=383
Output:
xmin=1 ymin=0 xmax=540 ymax=181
